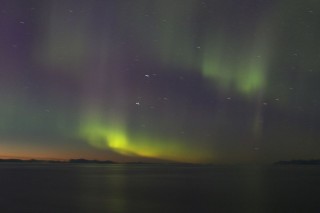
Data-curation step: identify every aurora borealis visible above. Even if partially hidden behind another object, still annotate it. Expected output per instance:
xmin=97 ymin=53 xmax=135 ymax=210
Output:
xmin=1 ymin=0 xmax=320 ymax=163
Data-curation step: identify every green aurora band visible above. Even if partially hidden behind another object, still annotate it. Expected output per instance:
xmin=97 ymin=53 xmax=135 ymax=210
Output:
xmin=1 ymin=0 xmax=320 ymax=163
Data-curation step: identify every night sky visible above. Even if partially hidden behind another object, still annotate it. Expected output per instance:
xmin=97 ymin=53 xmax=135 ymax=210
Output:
xmin=1 ymin=0 xmax=320 ymax=163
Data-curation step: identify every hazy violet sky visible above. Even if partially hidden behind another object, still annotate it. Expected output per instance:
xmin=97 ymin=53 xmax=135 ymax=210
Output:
xmin=0 ymin=0 xmax=320 ymax=163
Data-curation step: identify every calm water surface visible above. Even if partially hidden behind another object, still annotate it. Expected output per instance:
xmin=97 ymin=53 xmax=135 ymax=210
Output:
xmin=0 ymin=164 xmax=320 ymax=213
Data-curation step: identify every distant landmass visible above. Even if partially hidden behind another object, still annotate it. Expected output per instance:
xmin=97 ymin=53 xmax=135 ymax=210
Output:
xmin=0 ymin=158 xmax=194 ymax=165
xmin=0 ymin=158 xmax=176 ymax=165
xmin=69 ymin=159 xmax=115 ymax=164
xmin=274 ymin=160 xmax=320 ymax=165
xmin=0 ymin=158 xmax=115 ymax=164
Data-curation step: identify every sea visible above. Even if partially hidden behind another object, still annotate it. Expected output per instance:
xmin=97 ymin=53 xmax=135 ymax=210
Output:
xmin=0 ymin=163 xmax=319 ymax=213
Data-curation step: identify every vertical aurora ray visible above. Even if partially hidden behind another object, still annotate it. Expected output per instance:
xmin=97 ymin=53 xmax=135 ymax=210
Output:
xmin=123 ymin=0 xmax=200 ymax=69
xmin=199 ymin=4 xmax=279 ymax=152
xmin=151 ymin=0 xmax=199 ymax=68
xmin=35 ymin=1 xmax=94 ymax=71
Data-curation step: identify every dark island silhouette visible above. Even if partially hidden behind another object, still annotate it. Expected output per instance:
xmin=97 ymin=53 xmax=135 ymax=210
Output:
xmin=0 ymin=158 xmax=174 ymax=165
xmin=0 ymin=158 xmax=116 ymax=164
xmin=69 ymin=159 xmax=115 ymax=164
xmin=274 ymin=159 xmax=320 ymax=165
xmin=0 ymin=158 xmax=195 ymax=165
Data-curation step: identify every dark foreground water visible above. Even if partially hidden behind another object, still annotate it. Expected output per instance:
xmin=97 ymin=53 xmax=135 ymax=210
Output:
xmin=0 ymin=164 xmax=320 ymax=213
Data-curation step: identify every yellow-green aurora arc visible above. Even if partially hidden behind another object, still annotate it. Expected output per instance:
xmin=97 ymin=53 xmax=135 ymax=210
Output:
xmin=79 ymin=115 xmax=214 ymax=163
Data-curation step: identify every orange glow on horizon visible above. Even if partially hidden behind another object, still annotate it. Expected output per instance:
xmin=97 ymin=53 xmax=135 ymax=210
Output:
xmin=0 ymin=142 xmax=173 ymax=163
